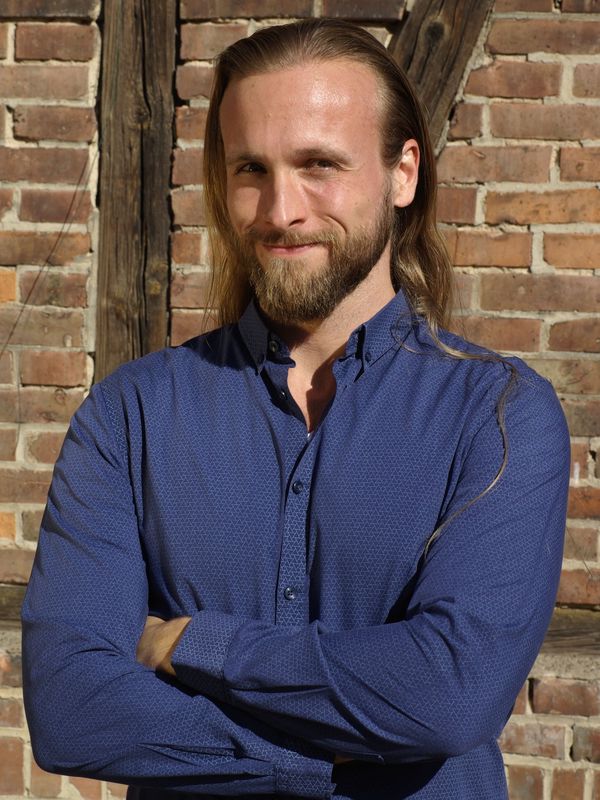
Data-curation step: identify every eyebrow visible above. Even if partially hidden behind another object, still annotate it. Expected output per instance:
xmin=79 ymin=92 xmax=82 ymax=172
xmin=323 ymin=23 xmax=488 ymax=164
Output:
xmin=225 ymin=146 xmax=353 ymax=168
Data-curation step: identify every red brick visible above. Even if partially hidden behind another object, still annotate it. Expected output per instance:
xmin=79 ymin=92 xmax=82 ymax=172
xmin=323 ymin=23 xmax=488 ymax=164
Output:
xmin=448 ymin=103 xmax=483 ymax=140
xmin=572 ymin=725 xmax=600 ymax=761
xmin=0 ymin=511 xmax=16 ymax=540
xmin=0 ymin=267 xmax=16 ymax=302
xmin=0 ymin=466 xmax=53 ymax=502
xmin=466 ymin=61 xmax=561 ymax=99
xmin=564 ymin=526 xmax=598 ymax=560
xmin=0 ymin=64 xmax=88 ymax=100
xmin=0 ymin=426 xmax=17 ymax=459
xmin=551 ymin=769 xmax=585 ymax=800
xmin=482 ymin=274 xmax=600 ymax=313
xmin=0 ymin=547 xmax=34 ymax=582
xmin=0 ymin=697 xmax=22 ymax=727
xmin=171 ymin=309 xmax=217 ymax=346
xmin=544 ymin=234 xmax=600 ymax=270
xmin=0 ymin=231 xmax=90 ymax=266
xmin=0 ymin=0 xmax=98 ymax=17
xmin=512 ymin=682 xmax=529 ymax=715
xmin=14 ymin=106 xmax=96 ymax=143
xmin=172 ymin=148 xmax=203 ymax=187
xmin=490 ymin=104 xmax=600 ymax=140
xmin=19 ymin=270 xmax=87 ymax=308
xmin=506 ymin=764 xmax=544 ymax=800
xmin=452 ymin=271 xmax=475 ymax=311
xmin=562 ymin=399 xmax=600 ymax=437
xmin=560 ymin=147 xmax=600 ymax=181
xmin=20 ymin=349 xmax=87 ymax=387
xmin=594 ymin=771 xmax=600 ymax=798
xmin=31 ymin=761 xmax=62 ymax=798
xmin=439 ymin=145 xmax=551 ymax=183
xmin=69 ymin=777 xmax=102 ymax=800
xmin=15 ymin=23 xmax=96 ymax=61
xmin=451 ymin=316 xmax=541 ymax=352
xmin=495 ymin=0 xmax=553 ymax=8
xmin=22 ymin=508 xmax=44 ymax=543
xmin=488 ymin=19 xmax=600 ymax=55
xmin=0 ymin=650 xmax=21 ymax=688
xmin=0 ymin=307 xmax=84 ymax=347
xmin=444 ymin=229 xmax=531 ymax=268
xmin=526 ymin=358 xmax=600 ymax=394
xmin=321 ymin=0 xmax=404 ymax=15
xmin=487 ymin=189 xmax=600 ymax=225
xmin=0 ymin=351 xmax=13 ymax=384
xmin=573 ymin=64 xmax=600 ymax=99
xmin=436 ymin=187 xmax=477 ymax=224
xmin=176 ymin=63 xmax=214 ymax=101
xmin=20 ymin=189 xmax=93 ymax=224
xmin=171 ymin=270 xmax=211 ymax=308
xmin=172 ymin=232 xmax=202 ymax=265
xmin=172 ymin=189 xmax=206 ymax=226
xmin=0 ymin=738 xmax=24 ymax=795
xmin=181 ymin=0 xmax=313 ymax=16
xmin=0 ymin=146 xmax=88 ymax=184
xmin=0 ymin=24 xmax=8 ymax=59
xmin=26 ymin=430 xmax=66 ymax=464
xmin=0 ymin=187 xmax=13 ymax=220
xmin=499 ymin=720 xmax=567 ymax=759
xmin=549 ymin=319 xmax=600 ymax=353
xmin=0 ymin=386 xmax=84 ymax=424
xmin=180 ymin=23 xmax=248 ymax=60
xmin=176 ymin=106 xmax=208 ymax=141
xmin=562 ymin=0 xmax=600 ymax=9
xmin=568 ymin=485 xmax=600 ymax=518
xmin=534 ymin=678 xmax=600 ymax=716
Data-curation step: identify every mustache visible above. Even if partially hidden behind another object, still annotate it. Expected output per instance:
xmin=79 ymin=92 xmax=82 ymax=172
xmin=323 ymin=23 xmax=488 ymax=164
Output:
xmin=244 ymin=228 xmax=339 ymax=247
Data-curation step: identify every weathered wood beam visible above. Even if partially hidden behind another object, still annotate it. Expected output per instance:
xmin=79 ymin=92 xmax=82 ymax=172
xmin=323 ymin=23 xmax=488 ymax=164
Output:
xmin=95 ymin=0 xmax=176 ymax=382
xmin=389 ymin=0 xmax=494 ymax=149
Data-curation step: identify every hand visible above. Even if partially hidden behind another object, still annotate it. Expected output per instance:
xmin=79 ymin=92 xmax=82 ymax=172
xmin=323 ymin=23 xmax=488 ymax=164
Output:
xmin=334 ymin=754 xmax=354 ymax=764
xmin=136 ymin=615 xmax=191 ymax=676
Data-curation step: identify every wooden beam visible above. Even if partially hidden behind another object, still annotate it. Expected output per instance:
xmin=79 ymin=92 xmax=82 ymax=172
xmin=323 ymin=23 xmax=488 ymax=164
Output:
xmin=389 ymin=0 xmax=494 ymax=149
xmin=95 ymin=0 xmax=176 ymax=382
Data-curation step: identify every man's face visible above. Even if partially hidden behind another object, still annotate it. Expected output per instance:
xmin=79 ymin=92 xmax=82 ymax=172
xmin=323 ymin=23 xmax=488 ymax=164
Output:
xmin=219 ymin=59 xmax=404 ymax=324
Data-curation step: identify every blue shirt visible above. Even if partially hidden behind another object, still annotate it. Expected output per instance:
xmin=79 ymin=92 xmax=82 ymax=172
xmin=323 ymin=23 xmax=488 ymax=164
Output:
xmin=22 ymin=290 xmax=570 ymax=800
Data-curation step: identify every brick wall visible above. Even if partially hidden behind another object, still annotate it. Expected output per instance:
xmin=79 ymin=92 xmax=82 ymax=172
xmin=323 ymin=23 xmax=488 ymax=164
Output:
xmin=0 ymin=1 xmax=599 ymax=798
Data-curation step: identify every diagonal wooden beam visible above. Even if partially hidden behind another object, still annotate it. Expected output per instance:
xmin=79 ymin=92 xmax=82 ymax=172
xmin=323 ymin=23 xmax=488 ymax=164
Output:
xmin=95 ymin=0 xmax=176 ymax=382
xmin=389 ymin=0 xmax=494 ymax=149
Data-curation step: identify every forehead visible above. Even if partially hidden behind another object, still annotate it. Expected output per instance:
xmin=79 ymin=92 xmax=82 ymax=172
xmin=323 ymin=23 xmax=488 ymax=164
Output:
xmin=219 ymin=58 xmax=384 ymax=156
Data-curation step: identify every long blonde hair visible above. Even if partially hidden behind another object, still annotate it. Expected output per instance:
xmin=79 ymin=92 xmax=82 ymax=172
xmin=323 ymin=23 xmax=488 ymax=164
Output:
xmin=203 ymin=18 xmax=453 ymax=330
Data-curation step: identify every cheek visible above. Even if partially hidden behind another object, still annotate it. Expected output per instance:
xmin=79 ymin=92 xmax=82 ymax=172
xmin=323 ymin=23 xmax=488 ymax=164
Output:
xmin=226 ymin=185 xmax=261 ymax=231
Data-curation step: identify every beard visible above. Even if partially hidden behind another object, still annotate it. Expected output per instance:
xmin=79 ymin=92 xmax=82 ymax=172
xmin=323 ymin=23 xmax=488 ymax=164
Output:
xmin=232 ymin=189 xmax=395 ymax=325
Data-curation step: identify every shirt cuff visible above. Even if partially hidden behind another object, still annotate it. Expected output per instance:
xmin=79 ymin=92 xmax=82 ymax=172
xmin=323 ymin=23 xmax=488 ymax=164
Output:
xmin=172 ymin=611 xmax=335 ymax=799
xmin=172 ymin=609 xmax=245 ymax=702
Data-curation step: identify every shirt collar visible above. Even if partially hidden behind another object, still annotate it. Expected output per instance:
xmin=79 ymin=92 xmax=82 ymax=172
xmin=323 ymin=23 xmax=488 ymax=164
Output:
xmin=237 ymin=289 xmax=418 ymax=374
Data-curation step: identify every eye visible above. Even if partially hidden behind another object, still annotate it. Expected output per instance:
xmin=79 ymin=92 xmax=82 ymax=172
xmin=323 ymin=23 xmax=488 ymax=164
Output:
xmin=236 ymin=162 xmax=265 ymax=175
xmin=306 ymin=159 xmax=337 ymax=171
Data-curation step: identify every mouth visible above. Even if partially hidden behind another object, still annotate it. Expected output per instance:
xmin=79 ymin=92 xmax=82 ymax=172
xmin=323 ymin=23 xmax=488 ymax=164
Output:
xmin=260 ymin=242 xmax=321 ymax=257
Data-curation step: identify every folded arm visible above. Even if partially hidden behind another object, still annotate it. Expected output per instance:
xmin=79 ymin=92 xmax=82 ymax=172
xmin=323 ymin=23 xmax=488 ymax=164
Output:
xmin=170 ymin=372 xmax=570 ymax=763
xmin=21 ymin=383 xmax=334 ymax=798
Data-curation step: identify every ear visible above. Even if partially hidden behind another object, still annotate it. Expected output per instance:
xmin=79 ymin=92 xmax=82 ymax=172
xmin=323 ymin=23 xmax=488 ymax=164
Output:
xmin=391 ymin=139 xmax=420 ymax=209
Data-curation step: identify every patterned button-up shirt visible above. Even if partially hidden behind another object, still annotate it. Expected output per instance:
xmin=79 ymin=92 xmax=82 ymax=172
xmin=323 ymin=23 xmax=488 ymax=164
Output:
xmin=22 ymin=290 xmax=570 ymax=800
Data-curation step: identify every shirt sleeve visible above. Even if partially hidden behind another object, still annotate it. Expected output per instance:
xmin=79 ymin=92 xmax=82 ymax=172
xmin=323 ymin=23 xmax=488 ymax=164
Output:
xmin=21 ymin=382 xmax=334 ymax=799
xmin=171 ymin=370 xmax=571 ymax=763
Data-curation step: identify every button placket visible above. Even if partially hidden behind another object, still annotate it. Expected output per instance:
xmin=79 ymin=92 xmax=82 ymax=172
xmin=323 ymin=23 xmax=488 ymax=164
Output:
xmin=275 ymin=436 xmax=318 ymax=626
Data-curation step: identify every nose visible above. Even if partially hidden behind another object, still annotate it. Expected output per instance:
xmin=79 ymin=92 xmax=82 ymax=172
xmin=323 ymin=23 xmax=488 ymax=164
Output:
xmin=259 ymin=170 xmax=307 ymax=230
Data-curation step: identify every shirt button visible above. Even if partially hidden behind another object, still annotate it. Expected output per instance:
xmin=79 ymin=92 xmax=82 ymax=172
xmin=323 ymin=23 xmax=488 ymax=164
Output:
xmin=283 ymin=586 xmax=297 ymax=601
xmin=365 ymin=350 xmax=373 ymax=363
xmin=292 ymin=480 xmax=304 ymax=494
xmin=268 ymin=340 xmax=279 ymax=354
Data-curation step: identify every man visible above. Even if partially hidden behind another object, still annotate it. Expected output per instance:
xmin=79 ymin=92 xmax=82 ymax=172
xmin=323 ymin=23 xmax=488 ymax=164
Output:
xmin=22 ymin=18 xmax=570 ymax=800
